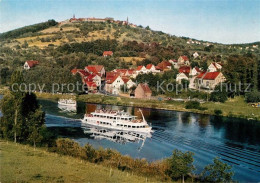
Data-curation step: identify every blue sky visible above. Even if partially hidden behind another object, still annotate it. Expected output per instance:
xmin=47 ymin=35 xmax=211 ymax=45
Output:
xmin=0 ymin=0 xmax=259 ymax=44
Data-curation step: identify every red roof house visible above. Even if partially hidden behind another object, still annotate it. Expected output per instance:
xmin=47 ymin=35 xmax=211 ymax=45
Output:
xmin=103 ymin=51 xmax=113 ymax=57
xmin=157 ymin=61 xmax=172 ymax=71
xmin=85 ymin=65 xmax=105 ymax=76
xmin=134 ymin=83 xmax=152 ymax=99
xmin=179 ymin=66 xmax=191 ymax=74
xmin=24 ymin=60 xmax=39 ymax=70
xmin=203 ymin=72 xmax=221 ymax=80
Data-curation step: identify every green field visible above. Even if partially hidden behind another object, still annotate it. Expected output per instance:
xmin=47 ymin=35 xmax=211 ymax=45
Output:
xmin=0 ymin=141 xmax=161 ymax=183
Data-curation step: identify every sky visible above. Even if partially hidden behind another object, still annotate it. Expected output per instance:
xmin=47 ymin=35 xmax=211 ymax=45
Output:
xmin=0 ymin=0 xmax=259 ymax=44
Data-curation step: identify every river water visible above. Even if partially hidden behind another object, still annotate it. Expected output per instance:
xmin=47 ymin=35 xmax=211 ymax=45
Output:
xmin=0 ymin=95 xmax=260 ymax=182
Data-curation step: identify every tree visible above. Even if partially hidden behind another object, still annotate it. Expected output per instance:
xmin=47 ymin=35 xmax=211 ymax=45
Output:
xmin=210 ymin=84 xmax=228 ymax=103
xmin=245 ymin=90 xmax=260 ymax=103
xmin=166 ymin=149 xmax=195 ymax=183
xmin=201 ymin=157 xmax=234 ymax=182
xmin=27 ymin=108 xmax=45 ymax=150
xmin=0 ymin=71 xmax=46 ymax=146
xmin=10 ymin=71 xmax=25 ymax=143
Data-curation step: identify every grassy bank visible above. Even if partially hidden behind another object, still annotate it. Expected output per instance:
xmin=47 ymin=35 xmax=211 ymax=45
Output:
xmin=35 ymin=92 xmax=260 ymax=121
xmin=0 ymin=140 xmax=161 ymax=183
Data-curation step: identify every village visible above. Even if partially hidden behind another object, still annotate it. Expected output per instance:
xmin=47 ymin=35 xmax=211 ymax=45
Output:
xmin=23 ymin=50 xmax=226 ymax=99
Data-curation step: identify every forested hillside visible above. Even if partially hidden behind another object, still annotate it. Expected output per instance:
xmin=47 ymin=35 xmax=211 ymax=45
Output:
xmin=0 ymin=19 xmax=259 ymax=92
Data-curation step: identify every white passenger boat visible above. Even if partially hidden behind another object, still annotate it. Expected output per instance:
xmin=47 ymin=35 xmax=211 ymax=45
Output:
xmin=82 ymin=109 xmax=152 ymax=133
xmin=58 ymin=99 xmax=77 ymax=107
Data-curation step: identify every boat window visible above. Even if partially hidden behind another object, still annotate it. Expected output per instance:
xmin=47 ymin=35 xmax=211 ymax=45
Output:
xmin=124 ymin=125 xmax=127 ymax=127
xmin=120 ymin=124 xmax=123 ymax=126
xmin=114 ymin=117 xmax=116 ymax=120
xmin=133 ymin=126 xmax=136 ymax=128
xmin=117 ymin=124 xmax=120 ymax=126
xmin=137 ymin=126 xmax=139 ymax=128
xmin=128 ymin=125 xmax=131 ymax=128
xmin=110 ymin=117 xmax=113 ymax=119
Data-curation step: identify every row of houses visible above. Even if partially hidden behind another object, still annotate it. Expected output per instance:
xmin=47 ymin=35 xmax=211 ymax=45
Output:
xmin=176 ymin=62 xmax=225 ymax=90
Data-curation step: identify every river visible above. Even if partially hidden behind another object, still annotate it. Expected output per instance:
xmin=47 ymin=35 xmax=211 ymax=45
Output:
xmin=0 ymin=95 xmax=260 ymax=182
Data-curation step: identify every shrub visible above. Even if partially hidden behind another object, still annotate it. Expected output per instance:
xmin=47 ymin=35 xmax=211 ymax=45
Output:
xmin=210 ymin=84 xmax=228 ymax=103
xmin=185 ymin=101 xmax=200 ymax=109
xmin=245 ymin=91 xmax=260 ymax=103
xmin=214 ymin=109 xmax=223 ymax=116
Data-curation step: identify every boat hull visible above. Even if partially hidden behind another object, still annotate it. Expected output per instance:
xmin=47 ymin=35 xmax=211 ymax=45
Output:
xmin=81 ymin=118 xmax=152 ymax=133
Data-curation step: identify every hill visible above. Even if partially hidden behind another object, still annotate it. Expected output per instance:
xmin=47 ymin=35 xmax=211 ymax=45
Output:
xmin=0 ymin=18 xmax=259 ymax=91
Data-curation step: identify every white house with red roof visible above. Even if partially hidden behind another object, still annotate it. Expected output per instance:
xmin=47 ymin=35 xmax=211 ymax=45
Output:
xmin=169 ymin=59 xmax=179 ymax=69
xmin=103 ymin=51 xmax=113 ymax=57
xmin=136 ymin=65 xmax=147 ymax=74
xmin=84 ymin=74 xmax=102 ymax=88
xmin=24 ymin=60 xmax=39 ymax=70
xmin=146 ymin=64 xmax=160 ymax=73
xmin=176 ymin=73 xmax=189 ymax=84
xmin=105 ymin=72 xmax=124 ymax=94
xmin=190 ymin=67 xmax=201 ymax=76
xmin=208 ymin=62 xmax=222 ymax=72
xmin=195 ymin=71 xmax=226 ymax=89
xmin=178 ymin=56 xmax=190 ymax=66
xmin=156 ymin=61 xmax=172 ymax=71
xmin=85 ymin=65 xmax=105 ymax=77
xmin=122 ymin=77 xmax=136 ymax=89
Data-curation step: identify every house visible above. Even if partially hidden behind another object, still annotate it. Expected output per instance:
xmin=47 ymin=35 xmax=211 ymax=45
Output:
xmin=105 ymin=72 xmax=124 ymax=94
xmin=134 ymin=83 xmax=152 ymax=99
xmin=24 ymin=60 xmax=39 ymax=70
xmin=136 ymin=65 xmax=147 ymax=74
xmin=176 ymin=73 xmax=189 ymax=84
xmin=169 ymin=59 xmax=178 ymax=69
xmin=85 ymin=65 xmax=105 ymax=77
xmin=146 ymin=64 xmax=160 ymax=73
xmin=178 ymin=56 xmax=189 ymax=65
xmin=195 ymin=72 xmax=226 ymax=89
xmin=179 ymin=66 xmax=191 ymax=75
xmin=156 ymin=61 xmax=172 ymax=71
xmin=103 ymin=51 xmax=113 ymax=57
xmin=122 ymin=77 xmax=136 ymax=89
xmin=193 ymin=52 xmax=199 ymax=59
xmin=113 ymin=68 xmax=137 ymax=78
xmin=208 ymin=62 xmax=222 ymax=72
xmin=84 ymin=82 xmax=97 ymax=93
xmin=77 ymin=69 xmax=90 ymax=78
xmin=190 ymin=67 xmax=201 ymax=76
xmin=84 ymin=74 xmax=102 ymax=89
xmin=71 ymin=68 xmax=78 ymax=75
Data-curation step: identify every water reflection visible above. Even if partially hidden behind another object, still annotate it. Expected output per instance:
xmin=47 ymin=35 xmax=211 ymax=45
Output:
xmin=58 ymin=104 xmax=77 ymax=113
xmin=82 ymin=125 xmax=152 ymax=149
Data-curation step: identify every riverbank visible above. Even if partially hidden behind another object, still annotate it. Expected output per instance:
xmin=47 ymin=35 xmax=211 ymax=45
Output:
xmin=0 ymin=140 xmax=162 ymax=183
xmin=35 ymin=92 xmax=260 ymax=121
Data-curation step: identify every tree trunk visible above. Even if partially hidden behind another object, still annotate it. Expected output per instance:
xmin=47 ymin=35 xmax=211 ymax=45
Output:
xmin=14 ymin=108 xmax=18 ymax=143
xmin=182 ymin=174 xmax=185 ymax=183
xmin=34 ymin=140 xmax=36 ymax=151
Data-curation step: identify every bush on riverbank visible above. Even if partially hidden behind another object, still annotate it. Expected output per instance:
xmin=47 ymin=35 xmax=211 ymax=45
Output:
xmin=54 ymin=138 xmax=170 ymax=180
xmin=185 ymin=101 xmax=207 ymax=111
